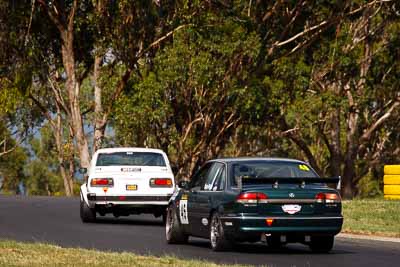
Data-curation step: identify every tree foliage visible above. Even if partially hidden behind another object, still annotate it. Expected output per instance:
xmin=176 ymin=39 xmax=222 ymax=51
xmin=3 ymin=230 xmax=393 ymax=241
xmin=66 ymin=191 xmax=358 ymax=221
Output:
xmin=1 ymin=0 xmax=399 ymax=198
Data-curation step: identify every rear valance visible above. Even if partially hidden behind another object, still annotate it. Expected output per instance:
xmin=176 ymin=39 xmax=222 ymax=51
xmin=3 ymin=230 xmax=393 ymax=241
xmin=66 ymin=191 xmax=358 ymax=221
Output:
xmin=237 ymin=177 xmax=341 ymax=190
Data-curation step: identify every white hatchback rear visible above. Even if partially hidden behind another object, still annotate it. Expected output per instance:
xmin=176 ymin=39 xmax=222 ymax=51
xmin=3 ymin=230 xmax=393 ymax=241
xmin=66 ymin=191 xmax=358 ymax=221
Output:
xmin=80 ymin=147 xmax=175 ymax=223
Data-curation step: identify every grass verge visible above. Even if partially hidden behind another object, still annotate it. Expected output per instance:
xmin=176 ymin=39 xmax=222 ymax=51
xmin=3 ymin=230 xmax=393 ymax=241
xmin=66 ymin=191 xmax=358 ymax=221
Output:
xmin=0 ymin=240 xmax=248 ymax=267
xmin=342 ymin=199 xmax=400 ymax=238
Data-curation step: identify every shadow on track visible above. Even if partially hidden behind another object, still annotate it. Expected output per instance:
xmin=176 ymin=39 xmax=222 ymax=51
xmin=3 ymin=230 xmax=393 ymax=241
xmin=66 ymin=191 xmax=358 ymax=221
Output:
xmin=86 ymin=214 xmax=354 ymax=256
xmin=187 ymin=238 xmax=353 ymax=255
xmin=93 ymin=216 xmax=164 ymax=226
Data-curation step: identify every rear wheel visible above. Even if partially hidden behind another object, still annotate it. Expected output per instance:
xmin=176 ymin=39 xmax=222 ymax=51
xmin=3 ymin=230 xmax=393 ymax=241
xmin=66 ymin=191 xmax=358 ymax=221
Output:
xmin=80 ymin=198 xmax=96 ymax=223
xmin=165 ymin=206 xmax=188 ymax=244
xmin=309 ymin=235 xmax=334 ymax=253
xmin=210 ymin=213 xmax=231 ymax=251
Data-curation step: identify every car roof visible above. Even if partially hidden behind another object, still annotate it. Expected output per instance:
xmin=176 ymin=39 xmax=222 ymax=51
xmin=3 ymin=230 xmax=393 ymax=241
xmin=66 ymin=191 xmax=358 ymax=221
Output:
xmin=207 ymin=157 xmax=308 ymax=164
xmin=95 ymin=147 xmax=166 ymax=154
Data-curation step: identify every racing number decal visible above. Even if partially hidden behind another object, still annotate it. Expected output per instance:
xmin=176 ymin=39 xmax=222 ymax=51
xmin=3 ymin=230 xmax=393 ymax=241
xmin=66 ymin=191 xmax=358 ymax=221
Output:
xmin=179 ymin=200 xmax=189 ymax=224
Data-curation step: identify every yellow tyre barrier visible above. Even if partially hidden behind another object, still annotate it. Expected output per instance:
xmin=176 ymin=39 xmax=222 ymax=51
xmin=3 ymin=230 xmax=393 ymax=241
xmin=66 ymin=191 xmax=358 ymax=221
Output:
xmin=384 ymin=175 xmax=400 ymax=185
xmin=384 ymin=185 xmax=400 ymax=195
xmin=384 ymin=195 xmax=400 ymax=200
xmin=384 ymin=165 xmax=400 ymax=175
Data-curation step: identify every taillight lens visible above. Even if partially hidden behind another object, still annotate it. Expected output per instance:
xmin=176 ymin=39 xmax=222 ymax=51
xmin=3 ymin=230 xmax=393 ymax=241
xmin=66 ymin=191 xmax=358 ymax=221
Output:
xmin=325 ymin=193 xmax=341 ymax=203
xmin=90 ymin=178 xmax=113 ymax=187
xmin=315 ymin=192 xmax=341 ymax=203
xmin=236 ymin=192 xmax=268 ymax=204
xmin=150 ymin=178 xmax=173 ymax=187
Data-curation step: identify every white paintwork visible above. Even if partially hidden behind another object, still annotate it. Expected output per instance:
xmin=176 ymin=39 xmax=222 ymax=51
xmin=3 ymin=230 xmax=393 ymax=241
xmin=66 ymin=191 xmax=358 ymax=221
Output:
xmin=80 ymin=147 xmax=175 ymax=208
xmin=281 ymin=204 xmax=302 ymax=215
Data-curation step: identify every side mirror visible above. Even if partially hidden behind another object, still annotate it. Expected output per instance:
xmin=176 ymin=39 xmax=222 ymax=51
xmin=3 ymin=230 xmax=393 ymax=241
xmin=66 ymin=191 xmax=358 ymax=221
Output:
xmin=79 ymin=168 xmax=87 ymax=174
xmin=178 ymin=180 xmax=190 ymax=190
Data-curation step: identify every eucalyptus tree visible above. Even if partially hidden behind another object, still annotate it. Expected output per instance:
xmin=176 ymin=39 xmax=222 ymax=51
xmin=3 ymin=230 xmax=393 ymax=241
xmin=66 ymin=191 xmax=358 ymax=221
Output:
xmin=114 ymin=13 xmax=266 ymax=177
xmin=265 ymin=1 xmax=400 ymax=198
xmin=1 ymin=0 xmax=187 ymax=194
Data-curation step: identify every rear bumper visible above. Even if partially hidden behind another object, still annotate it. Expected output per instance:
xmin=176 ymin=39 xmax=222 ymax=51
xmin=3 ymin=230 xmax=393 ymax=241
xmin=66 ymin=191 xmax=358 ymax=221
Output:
xmin=220 ymin=215 xmax=343 ymax=238
xmin=87 ymin=194 xmax=171 ymax=207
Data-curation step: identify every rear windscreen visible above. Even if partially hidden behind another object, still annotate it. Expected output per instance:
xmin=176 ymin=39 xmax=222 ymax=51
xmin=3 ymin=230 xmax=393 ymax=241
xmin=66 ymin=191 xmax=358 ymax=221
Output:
xmin=96 ymin=152 xmax=166 ymax=167
xmin=232 ymin=161 xmax=318 ymax=183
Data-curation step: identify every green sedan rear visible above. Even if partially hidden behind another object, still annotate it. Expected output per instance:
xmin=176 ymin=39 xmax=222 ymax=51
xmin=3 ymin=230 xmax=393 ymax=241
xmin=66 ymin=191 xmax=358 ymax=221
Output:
xmin=166 ymin=158 xmax=343 ymax=252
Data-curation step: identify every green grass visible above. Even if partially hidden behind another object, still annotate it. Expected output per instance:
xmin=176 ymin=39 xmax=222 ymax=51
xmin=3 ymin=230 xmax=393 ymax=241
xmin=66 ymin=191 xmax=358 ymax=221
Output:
xmin=0 ymin=240 xmax=250 ymax=267
xmin=342 ymin=199 xmax=400 ymax=238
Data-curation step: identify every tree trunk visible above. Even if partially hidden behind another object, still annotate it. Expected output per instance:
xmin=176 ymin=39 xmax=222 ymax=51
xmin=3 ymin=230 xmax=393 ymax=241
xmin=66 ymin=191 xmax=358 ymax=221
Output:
xmin=329 ymin=107 xmax=342 ymax=177
xmin=68 ymin=126 xmax=75 ymax=194
xmin=93 ymin=54 xmax=107 ymax=152
xmin=342 ymin=156 xmax=356 ymax=199
xmin=61 ymin=30 xmax=91 ymax=169
xmin=341 ymin=13 xmax=372 ymax=199
xmin=342 ymin=89 xmax=359 ymax=199
xmin=59 ymin=160 xmax=72 ymax=196
xmin=54 ymin=104 xmax=73 ymax=196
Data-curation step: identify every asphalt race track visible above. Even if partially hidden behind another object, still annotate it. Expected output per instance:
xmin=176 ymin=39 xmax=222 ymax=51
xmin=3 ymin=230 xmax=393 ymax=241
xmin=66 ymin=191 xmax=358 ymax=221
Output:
xmin=1 ymin=195 xmax=399 ymax=267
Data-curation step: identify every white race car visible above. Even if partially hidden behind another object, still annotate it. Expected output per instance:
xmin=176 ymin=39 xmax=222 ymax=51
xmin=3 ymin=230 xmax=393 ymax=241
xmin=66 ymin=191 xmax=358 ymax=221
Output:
xmin=80 ymin=147 xmax=175 ymax=223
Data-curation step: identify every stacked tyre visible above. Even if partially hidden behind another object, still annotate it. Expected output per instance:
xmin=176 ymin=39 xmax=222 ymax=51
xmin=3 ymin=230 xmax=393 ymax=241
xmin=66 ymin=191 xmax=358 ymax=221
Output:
xmin=384 ymin=165 xmax=400 ymax=200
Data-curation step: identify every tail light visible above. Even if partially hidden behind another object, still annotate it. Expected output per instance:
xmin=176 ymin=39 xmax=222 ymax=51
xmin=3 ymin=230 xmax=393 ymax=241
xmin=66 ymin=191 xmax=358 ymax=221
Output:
xmin=236 ymin=192 xmax=268 ymax=204
xmin=90 ymin=178 xmax=113 ymax=187
xmin=315 ymin=192 xmax=341 ymax=203
xmin=150 ymin=178 xmax=173 ymax=187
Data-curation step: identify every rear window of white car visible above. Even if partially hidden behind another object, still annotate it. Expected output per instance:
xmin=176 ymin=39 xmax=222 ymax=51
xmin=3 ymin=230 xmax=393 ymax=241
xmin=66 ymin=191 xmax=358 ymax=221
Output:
xmin=96 ymin=152 xmax=166 ymax=167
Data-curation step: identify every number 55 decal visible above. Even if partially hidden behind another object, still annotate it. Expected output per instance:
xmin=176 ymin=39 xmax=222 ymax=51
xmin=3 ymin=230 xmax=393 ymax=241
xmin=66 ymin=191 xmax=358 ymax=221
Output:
xmin=179 ymin=200 xmax=189 ymax=224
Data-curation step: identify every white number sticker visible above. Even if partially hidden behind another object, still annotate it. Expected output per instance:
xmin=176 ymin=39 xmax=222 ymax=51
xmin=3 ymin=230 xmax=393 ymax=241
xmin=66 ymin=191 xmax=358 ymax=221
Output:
xmin=179 ymin=200 xmax=189 ymax=224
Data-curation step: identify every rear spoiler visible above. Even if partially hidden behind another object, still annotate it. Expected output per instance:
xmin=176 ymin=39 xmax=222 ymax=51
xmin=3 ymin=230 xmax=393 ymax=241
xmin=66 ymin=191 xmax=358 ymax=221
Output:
xmin=237 ymin=176 xmax=341 ymax=190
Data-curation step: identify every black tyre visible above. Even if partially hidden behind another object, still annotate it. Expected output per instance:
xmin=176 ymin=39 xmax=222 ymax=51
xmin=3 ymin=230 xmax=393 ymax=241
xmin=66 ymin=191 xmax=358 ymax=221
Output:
xmin=210 ymin=212 xmax=232 ymax=251
xmin=309 ymin=235 xmax=334 ymax=253
xmin=80 ymin=197 xmax=96 ymax=223
xmin=165 ymin=206 xmax=188 ymax=244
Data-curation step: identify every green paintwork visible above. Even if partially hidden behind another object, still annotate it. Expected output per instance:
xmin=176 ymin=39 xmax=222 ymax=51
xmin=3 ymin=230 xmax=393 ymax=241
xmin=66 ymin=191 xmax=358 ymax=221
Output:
xmin=170 ymin=158 xmax=343 ymax=242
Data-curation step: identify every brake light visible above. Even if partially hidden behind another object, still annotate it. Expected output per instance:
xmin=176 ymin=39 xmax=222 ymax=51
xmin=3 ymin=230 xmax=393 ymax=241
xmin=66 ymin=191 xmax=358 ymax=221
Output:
xmin=325 ymin=193 xmax=341 ymax=203
xmin=236 ymin=192 xmax=268 ymax=204
xmin=90 ymin=178 xmax=113 ymax=187
xmin=315 ymin=192 xmax=341 ymax=203
xmin=150 ymin=178 xmax=173 ymax=187
xmin=315 ymin=193 xmax=325 ymax=203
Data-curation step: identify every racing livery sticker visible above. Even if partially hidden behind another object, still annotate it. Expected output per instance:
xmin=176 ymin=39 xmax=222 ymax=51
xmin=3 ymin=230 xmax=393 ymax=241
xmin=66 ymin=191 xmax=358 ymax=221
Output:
xmin=298 ymin=164 xmax=310 ymax=171
xmin=179 ymin=199 xmax=189 ymax=224
xmin=282 ymin=204 xmax=302 ymax=214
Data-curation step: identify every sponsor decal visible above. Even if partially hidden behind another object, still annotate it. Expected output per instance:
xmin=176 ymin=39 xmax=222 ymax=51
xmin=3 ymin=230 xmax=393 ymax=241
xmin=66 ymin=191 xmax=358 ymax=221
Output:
xmin=298 ymin=164 xmax=310 ymax=171
xmin=121 ymin=167 xmax=141 ymax=172
xmin=282 ymin=204 xmax=302 ymax=214
xmin=179 ymin=200 xmax=189 ymax=224
xmin=289 ymin=192 xmax=295 ymax=198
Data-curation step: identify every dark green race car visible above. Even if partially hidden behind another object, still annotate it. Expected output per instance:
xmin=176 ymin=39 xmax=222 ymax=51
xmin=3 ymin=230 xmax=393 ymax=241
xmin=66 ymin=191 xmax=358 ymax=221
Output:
xmin=166 ymin=158 xmax=343 ymax=252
